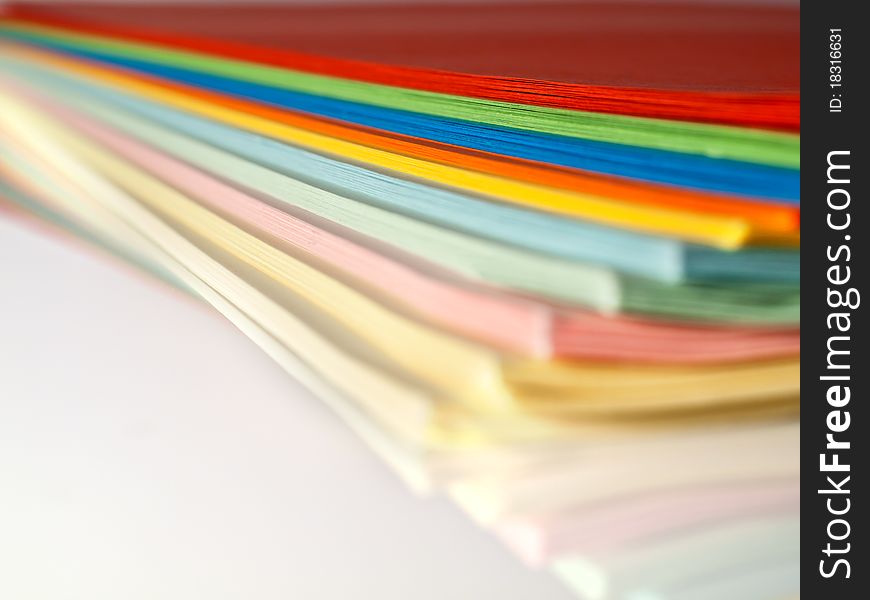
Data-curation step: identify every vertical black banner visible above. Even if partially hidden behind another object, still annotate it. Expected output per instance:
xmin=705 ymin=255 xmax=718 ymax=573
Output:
xmin=803 ymin=1 xmax=866 ymax=597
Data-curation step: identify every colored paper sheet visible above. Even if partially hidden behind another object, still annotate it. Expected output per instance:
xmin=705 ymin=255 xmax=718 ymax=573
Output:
xmin=4 ymin=1 xmax=800 ymax=127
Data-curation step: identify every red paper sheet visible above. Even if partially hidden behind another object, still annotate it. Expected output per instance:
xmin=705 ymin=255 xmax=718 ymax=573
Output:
xmin=5 ymin=1 xmax=800 ymax=129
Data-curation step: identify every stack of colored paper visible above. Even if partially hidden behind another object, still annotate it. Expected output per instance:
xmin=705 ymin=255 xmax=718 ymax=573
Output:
xmin=0 ymin=2 xmax=799 ymax=598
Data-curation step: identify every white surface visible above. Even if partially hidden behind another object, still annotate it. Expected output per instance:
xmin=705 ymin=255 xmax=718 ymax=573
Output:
xmin=0 ymin=213 xmax=574 ymax=600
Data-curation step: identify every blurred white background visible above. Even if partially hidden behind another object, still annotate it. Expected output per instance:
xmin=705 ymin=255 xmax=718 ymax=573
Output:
xmin=0 ymin=214 xmax=574 ymax=599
